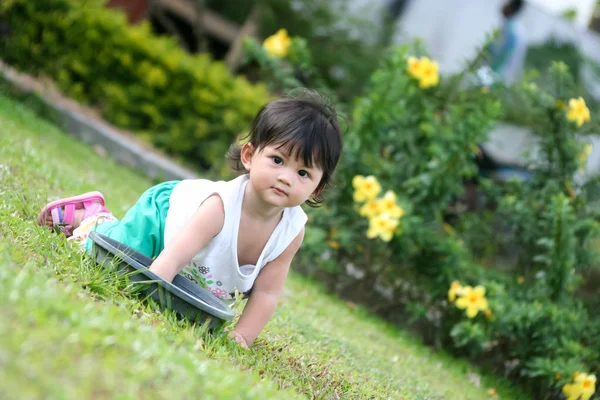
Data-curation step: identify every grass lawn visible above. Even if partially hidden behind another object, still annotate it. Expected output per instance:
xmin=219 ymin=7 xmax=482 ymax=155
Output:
xmin=0 ymin=93 xmax=531 ymax=399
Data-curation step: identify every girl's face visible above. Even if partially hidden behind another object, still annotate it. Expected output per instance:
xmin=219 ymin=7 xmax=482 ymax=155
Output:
xmin=241 ymin=143 xmax=324 ymax=209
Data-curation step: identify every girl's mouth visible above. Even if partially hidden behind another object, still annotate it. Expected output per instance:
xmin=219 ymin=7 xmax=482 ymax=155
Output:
xmin=272 ymin=187 xmax=287 ymax=196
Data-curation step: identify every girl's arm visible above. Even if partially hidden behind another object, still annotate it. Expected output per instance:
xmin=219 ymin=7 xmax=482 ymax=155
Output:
xmin=232 ymin=228 xmax=305 ymax=347
xmin=149 ymin=195 xmax=225 ymax=282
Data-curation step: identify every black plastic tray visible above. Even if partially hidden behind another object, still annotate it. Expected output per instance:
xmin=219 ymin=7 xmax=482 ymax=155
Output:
xmin=89 ymin=231 xmax=234 ymax=328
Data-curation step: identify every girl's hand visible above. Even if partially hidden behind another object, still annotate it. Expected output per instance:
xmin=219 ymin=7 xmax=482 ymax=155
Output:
xmin=229 ymin=228 xmax=304 ymax=348
xmin=229 ymin=331 xmax=249 ymax=350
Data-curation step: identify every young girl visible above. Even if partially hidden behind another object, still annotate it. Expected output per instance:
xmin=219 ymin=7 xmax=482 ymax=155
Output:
xmin=37 ymin=91 xmax=343 ymax=348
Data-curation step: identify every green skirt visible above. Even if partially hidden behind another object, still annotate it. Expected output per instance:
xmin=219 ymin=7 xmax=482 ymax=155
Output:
xmin=84 ymin=181 xmax=179 ymax=259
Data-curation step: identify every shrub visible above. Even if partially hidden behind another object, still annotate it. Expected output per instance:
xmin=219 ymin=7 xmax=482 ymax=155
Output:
xmin=463 ymin=64 xmax=600 ymax=299
xmin=259 ymin=39 xmax=600 ymax=397
xmin=297 ymin=45 xmax=500 ymax=291
xmin=242 ymin=29 xmax=335 ymax=102
xmin=209 ymin=0 xmax=394 ymax=102
xmin=525 ymin=38 xmax=583 ymax=86
xmin=445 ymin=64 xmax=600 ymax=396
xmin=0 ymin=0 xmax=270 ymax=171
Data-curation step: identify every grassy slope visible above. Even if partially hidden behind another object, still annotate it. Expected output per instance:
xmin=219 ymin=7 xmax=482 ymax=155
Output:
xmin=0 ymin=94 xmax=530 ymax=400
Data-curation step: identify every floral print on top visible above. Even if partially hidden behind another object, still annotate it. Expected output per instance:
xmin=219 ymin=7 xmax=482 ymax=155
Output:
xmin=181 ymin=264 xmax=234 ymax=299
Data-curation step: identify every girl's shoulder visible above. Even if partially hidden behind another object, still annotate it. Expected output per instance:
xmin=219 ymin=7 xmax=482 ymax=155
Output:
xmin=286 ymin=205 xmax=308 ymax=227
xmin=173 ymin=178 xmax=219 ymax=195
xmin=169 ymin=178 xmax=222 ymax=208
xmin=176 ymin=175 xmax=247 ymax=191
xmin=170 ymin=175 xmax=247 ymax=207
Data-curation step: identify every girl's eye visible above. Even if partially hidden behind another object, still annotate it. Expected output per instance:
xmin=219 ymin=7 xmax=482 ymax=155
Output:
xmin=273 ymin=156 xmax=283 ymax=165
xmin=298 ymin=170 xmax=309 ymax=178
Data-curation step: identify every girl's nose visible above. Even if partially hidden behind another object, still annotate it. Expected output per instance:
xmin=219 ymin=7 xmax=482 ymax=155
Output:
xmin=277 ymin=171 xmax=292 ymax=186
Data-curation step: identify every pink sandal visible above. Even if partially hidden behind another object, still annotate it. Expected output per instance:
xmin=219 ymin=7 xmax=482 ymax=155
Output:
xmin=37 ymin=191 xmax=108 ymax=237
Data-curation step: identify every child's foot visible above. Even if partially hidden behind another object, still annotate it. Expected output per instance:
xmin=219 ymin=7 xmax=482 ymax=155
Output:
xmin=42 ymin=201 xmax=100 ymax=230
xmin=37 ymin=191 xmax=107 ymax=237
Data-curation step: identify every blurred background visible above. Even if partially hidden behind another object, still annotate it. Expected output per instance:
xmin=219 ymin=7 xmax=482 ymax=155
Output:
xmin=3 ymin=1 xmax=600 ymax=398
xmin=103 ymin=0 xmax=600 ymax=175
xmin=107 ymin=0 xmax=600 ymax=87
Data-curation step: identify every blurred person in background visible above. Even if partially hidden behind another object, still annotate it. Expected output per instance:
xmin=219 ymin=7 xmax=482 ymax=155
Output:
xmin=488 ymin=0 xmax=527 ymax=84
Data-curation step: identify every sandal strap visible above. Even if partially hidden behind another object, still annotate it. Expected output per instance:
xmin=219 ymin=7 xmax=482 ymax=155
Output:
xmin=51 ymin=207 xmax=62 ymax=225
xmin=82 ymin=203 xmax=109 ymax=220
xmin=63 ymin=203 xmax=76 ymax=225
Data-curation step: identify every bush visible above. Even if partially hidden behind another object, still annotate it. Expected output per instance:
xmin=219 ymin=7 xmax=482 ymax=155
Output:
xmin=525 ymin=38 xmax=583 ymax=86
xmin=209 ymin=0 xmax=393 ymax=102
xmin=506 ymin=38 xmax=600 ymax=129
xmin=242 ymin=30 xmax=331 ymax=97
xmin=297 ymin=45 xmax=500 ymax=290
xmin=257 ymin=39 xmax=600 ymax=397
xmin=464 ymin=63 xmax=600 ymax=298
xmin=445 ymin=64 xmax=600 ymax=397
xmin=0 ymin=0 xmax=270 ymax=171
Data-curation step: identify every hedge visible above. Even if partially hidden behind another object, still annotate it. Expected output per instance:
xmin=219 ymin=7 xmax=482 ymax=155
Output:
xmin=0 ymin=0 xmax=271 ymax=170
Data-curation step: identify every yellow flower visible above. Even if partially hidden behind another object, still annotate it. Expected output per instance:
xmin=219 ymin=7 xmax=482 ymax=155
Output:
xmin=406 ymin=56 xmax=440 ymax=88
xmin=487 ymin=388 xmax=497 ymax=397
xmin=352 ymin=175 xmax=382 ymax=203
xmin=455 ymin=285 xmax=489 ymax=318
xmin=263 ymin=29 xmax=291 ymax=58
xmin=328 ymin=240 xmax=340 ymax=250
xmin=562 ymin=373 xmax=596 ymax=400
xmin=418 ymin=57 xmax=440 ymax=89
xmin=407 ymin=56 xmax=423 ymax=78
xmin=517 ymin=276 xmax=525 ymax=284
xmin=566 ymin=97 xmax=591 ymax=128
xmin=563 ymin=383 xmax=580 ymax=400
xmin=485 ymin=309 xmax=492 ymax=319
xmin=447 ymin=280 xmax=463 ymax=302
xmin=352 ymin=175 xmax=364 ymax=188
xmin=579 ymin=143 xmax=593 ymax=161
xmin=359 ymin=198 xmax=380 ymax=219
xmin=576 ymin=373 xmax=596 ymax=400
xmin=367 ymin=213 xmax=399 ymax=242
xmin=481 ymin=86 xmax=490 ymax=94
xmin=377 ymin=191 xmax=405 ymax=219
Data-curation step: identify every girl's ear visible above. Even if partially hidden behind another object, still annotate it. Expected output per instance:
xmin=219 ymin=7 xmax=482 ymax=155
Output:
xmin=240 ymin=143 xmax=255 ymax=171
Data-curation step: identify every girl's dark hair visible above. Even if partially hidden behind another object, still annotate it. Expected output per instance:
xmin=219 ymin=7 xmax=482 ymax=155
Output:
xmin=227 ymin=89 xmax=343 ymax=207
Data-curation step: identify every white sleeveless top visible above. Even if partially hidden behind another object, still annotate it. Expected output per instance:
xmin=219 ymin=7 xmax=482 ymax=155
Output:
xmin=164 ymin=174 xmax=307 ymax=303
